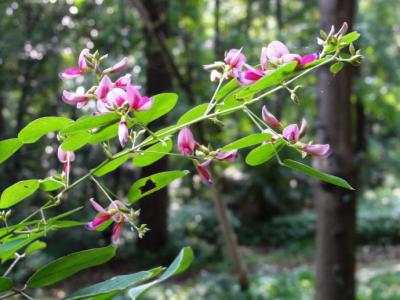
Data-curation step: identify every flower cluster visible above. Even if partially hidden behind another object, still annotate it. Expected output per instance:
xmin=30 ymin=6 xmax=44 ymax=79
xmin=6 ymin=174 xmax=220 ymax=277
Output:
xmin=177 ymin=127 xmax=238 ymax=185
xmin=204 ymin=41 xmax=319 ymax=85
xmin=261 ymin=106 xmax=331 ymax=158
xmin=59 ymin=49 xmax=153 ymax=148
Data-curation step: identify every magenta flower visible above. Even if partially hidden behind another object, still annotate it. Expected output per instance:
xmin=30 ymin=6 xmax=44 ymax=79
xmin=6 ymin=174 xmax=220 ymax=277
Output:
xmin=224 ymin=48 xmax=246 ymax=69
xmin=106 ymin=88 xmax=127 ymax=108
xmin=95 ymin=75 xmax=113 ymax=101
xmin=59 ymin=49 xmax=90 ymax=80
xmin=302 ymin=144 xmax=331 ymax=157
xmin=105 ymin=57 xmax=128 ymax=74
xmin=215 ymin=150 xmax=238 ymax=161
xmin=299 ymin=53 xmax=319 ymax=67
xmin=86 ymin=199 xmax=127 ymax=244
xmin=62 ymin=90 xmax=89 ymax=106
xmin=118 ymin=117 xmax=129 ymax=147
xmin=282 ymin=124 xmax=300 ymax=143
xmin=195 ymin=160 xmax=213 ymax=185
xmin=115 ymin=74 xmax=132 ymax=89
xmin=177 ymin=127 xmax=196 ymax=155
xmin=262 ymin=106 xmax=281 ymax=128
xmin=126 ymin=84 xmax=153 ymax=111
xmin=238 ymin=66 xmax=264 ymax=85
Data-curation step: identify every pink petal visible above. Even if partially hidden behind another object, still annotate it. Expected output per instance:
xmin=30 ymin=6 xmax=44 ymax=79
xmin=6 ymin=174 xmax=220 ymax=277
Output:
xmin=215 ymin=150 xmax=238 ymax=161
xmin=59 ymin=67 xmax=82 ymax=80
xmin=96 ymin=100 xmax=110 ymax=113
xmin=126 ymin=84 xmax=142 ymax=110
xmin=108 ymin=57 xmax=128 ymax=74
xmin=106 ymin=88 xmax=127 ymax=107
xmin=89 ymin=198 xmax=108 ymax=214
xmin=299 ymin=53 xmax=319 ymax=67
xmin=118 ymin=119 xmax=129 ymax=147
xmin=302 ymin=144 xmax=331 ymax=157
xmin=115 ymin=74 xmax=132 ymax=88
xmin=86 ymin=214 xmax=112 ymax=230
xmin=111 ymin=222 xmax=124 ymax=244
xmin=282 ymin=124 xmax=300 ymax=143
xmin=196 ymin=162 xmax=213 ymax=185
xmin=57 ymin=145 xmax=75 ymax=163
xmin=267 ymin=41 xmax=289 ymax=59
xmin=224 ymin=48 xmax=246 ymax=69
xmin=136 ymin=96 xmax=153 ymax=111
xmin=281 ymin=54 xmax=302 ymax=64
xmin=62 ymin=90 xmax=88 ymax=105
xmin=260 ymin=47 xmax=268 ymax=70
xmin=95 ymin=75 xmax=113 ymax=101
xmin=78 ymin=49 xmax=90 ymax=71
xmin=261 ymin=105 xmax=281 ymax=128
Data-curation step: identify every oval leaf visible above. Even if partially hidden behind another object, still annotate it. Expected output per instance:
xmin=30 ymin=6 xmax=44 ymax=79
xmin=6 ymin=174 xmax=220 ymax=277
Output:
xmin=245 ymin=140 xmax=285 ymax=166
xmin=128 ymin=170 xmax=189 ymax=203
xmin=0 ymin=138 xmax=23 ymax=164
xmin=329 ymin=62 xmax=344 ymax=74
xmin=27 ymin=246 xmax=116 ymax=288
xmin=94 ymin=154 xmax=132 ymax=177
xmin=61 ymin=131 xmax=91 ymax=151
xmin=39 ymin=177 xmax=65 ymax=192
xmin=283 ymin=159 xmax=354 ymax=190
xmin=128 ymin=247 xmax=193 ymax=299
xmin=0 ymin=179 xmax=40 ymax=209
xmin=133 ymin=140 xmax=172 ymax=167
xmin=222 ymin=133 xmax=272 ymax=151
xmin=340 ymin=31 xmax=360 ymax=45
xmin=25 ymin=241 xmax=47 ymax=256
xmin=60 ymin=113 xmax=120 ymax=135
xmin=0 ymin=277 xmax=12 ymax=292
xmin=18 ymin=117 xmax=73 ymax=144
xmin=65 ymin=271 xmax=158 ymax=300
xmin=135 ymin=93 xmax=178 ymax=125
xmin=177 ymin=103 xmax=208 ymax=125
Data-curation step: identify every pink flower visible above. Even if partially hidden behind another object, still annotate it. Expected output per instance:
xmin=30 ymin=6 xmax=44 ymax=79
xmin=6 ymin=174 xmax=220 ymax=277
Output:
xmin=105 ymin=57 xmax=128 ymax=74
xmin=62 ymin=90 xmax=89 ymax=106
xmin=96 ymin=100 xmax=110 ymax=114
xmin=126 ymin=84 xmax=153 ymax=111
xmin=59 ymin=49 xmax=90 ymax=80
xmin=118 ymin=117 xmax=129 ymax=147
xmin=115 ymin=74 xmax=132 ymax=88
xmin=215 ymin=150 xmax=238 ymax=161
xmin=106 ymin=88 xmax=127 ymax=107
xmin=302 ymin=144 xmax=331 ymax=157
xmin=86 ymin=199 xmax=127 ymax=244
xmin=299 ymin=53 xmax=319 ymax=67
xmin=95 ymin=75 xmax=113 ymax=101
xmin=195 ymin=160 xmax=213 ymax=185
xmin=177 ymin=127 xmax=196 ymax=155
xmin=261 ymin=41 xmax=301 ymax=66
xmin=225 ymin=48 xmax=246 ymax=69
xmin=282 ymin=124 xmax=300 ymax=143
xmin=262 ymin=106 xmax=281 ymax=128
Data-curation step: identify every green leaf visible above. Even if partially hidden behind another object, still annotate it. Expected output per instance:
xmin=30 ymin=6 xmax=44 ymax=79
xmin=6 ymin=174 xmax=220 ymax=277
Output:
xmin=128 ymin=247 xmax=193 ymax=299
xmin=65 ymin=270 xmax=161 ymax=300
xmin=0 ymin=138 xmax=23 ymax=164
xmin=0 ymin=233 xmax=44 ymax=263
xmin=61 ymin=131 xmax=91 ymax=151
xmin=24 ymin=241 xmax=47 ymax=256
xmin=340 ymin=31 xmax=360 ymax=45
xmin=133 ymin=140 xmax=173 ymax=167
xmin=0 ymin=277 xmax=12 ymax=292
xmin=60 ymin=113 xmax=120 ymax=135
xmin=222 ymin=133 xmax=272 ymax=151
xmin=135 ymin=93 xmax=178 ymax=125
xmin=27 ymin=246 xmax=116 ymax=288
xmin=215 ymin=79 xmax=239 ymax=101
xmin=329 ymin=62 xmax=344 ymax=74
xmin=177 ymin=103 xmax=208 ymax=125
xmin=283 ymin=159 xmax=354 ymax=190
xmin=128 ymin=170 xmax=189 ymax=203
xmin=0 ymin=179 xmax=40 ymax=209
xmin=236 ymin=61 xmax=298 ymax=98
xmin=18 ymin=117 xmax=73 ymax=144
xmin=39 ymin=177 xmax=65 ymax=192
xmin=245 ymin=140 xmax=285 ymax=166
xmin=93 ymin=153 xmax=132 ymax=177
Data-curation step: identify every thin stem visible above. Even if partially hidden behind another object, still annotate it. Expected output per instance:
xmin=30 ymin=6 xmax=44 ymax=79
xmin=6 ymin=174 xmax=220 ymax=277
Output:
xmin=90 ymin=176 xmax=114 ymax=203
xmin=243 ymin=109 xmax=264 ymax=131
xmin=0 ymin=292 xmax=17 ymax=299
xmin=3 ymin=253 xmax=25 ymax=277
xmin=204 ymin=72 xmax=226 ymax=116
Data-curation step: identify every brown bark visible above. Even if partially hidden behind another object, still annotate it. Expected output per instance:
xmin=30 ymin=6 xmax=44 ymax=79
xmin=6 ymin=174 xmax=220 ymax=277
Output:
xmin=138 ymin=0 xmax=172 ymax=251
xmin=315 ymin=1 xmax=357 ymax=300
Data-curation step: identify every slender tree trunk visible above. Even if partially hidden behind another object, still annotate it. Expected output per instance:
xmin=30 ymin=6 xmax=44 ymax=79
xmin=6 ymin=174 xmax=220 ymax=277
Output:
xmin=138 ymin=0 xmax=171 ymax=251
xmin=315 ymin=1 xmax=357 ymax=300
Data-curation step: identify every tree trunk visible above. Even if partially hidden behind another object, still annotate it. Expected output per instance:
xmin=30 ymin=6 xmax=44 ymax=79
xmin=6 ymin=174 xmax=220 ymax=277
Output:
xmin=315 ymin=1 xmax=357 ymax=300
xmin=138 ymin=0 xmax=171 ymax=251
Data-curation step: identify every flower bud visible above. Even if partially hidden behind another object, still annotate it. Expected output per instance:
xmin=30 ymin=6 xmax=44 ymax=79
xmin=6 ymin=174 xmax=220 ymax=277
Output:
xmin=282 ymin=124 xmax=300 ymax=143
xmin=177 ymin=127 xmax=196 ymax=155
xmin=302 ymin=144 xmax=331 ymax=157
xmin=261 ymin=106 xmax=281 ymax=128
xmin=118 ymin=117 xmax=129 ymax=147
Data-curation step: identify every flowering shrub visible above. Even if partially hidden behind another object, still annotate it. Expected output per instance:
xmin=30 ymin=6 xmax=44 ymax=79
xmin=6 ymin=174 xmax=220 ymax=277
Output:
xmin=0 ymin=23 xmax=361 ymax=299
